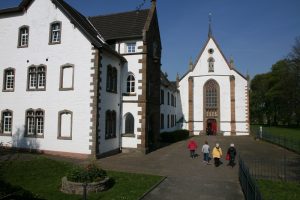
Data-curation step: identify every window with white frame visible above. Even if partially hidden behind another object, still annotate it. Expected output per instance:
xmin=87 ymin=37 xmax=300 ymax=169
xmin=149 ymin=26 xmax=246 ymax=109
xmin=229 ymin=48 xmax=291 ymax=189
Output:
xmin=126 ymin=42 xmax=136 ymax=53
xmin=126 ymin=74 xmax=135 ymax=93
xmin=3 ymin=68 xmax=15 ymax=92
xmin=25 ymin=109 xmax=44 ymax=137
xmin=1 ymin=110 xmax=13 ymax=135
xmin=18 ymin=26 xmax=29 ymax=47
xmin=27 ymin=65 xmax=46 ymax=91
xmin=58 ymin=110 xmax=72 ymax=139
xmin=50 ymin=22 xmax=61 ymax=44
xmin=60 ymin=65 xmax=74 ymax=90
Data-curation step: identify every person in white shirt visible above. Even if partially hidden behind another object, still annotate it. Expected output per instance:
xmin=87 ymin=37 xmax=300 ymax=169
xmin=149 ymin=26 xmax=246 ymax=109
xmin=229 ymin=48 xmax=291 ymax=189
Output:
xmin=201 ymin=140 xmax=210 ymax=164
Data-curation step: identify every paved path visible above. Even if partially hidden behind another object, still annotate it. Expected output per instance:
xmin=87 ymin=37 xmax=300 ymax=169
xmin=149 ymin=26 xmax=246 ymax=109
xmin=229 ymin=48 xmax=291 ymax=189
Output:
xmin=96 ymin=135 xmax=300 ymax=200
xmin=97 ymin=136 xmax=239 ymax=200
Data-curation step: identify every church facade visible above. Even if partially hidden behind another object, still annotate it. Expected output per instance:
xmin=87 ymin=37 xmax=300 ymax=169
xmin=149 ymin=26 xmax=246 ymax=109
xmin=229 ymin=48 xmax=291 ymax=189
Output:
xmin=0 ymin=0 xmax=248 ymax=158
xmin=178 ymin=34 xmax=249 ymax=136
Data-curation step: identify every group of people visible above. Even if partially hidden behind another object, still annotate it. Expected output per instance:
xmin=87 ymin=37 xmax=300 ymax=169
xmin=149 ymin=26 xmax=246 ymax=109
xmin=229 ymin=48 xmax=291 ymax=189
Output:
xmin=187 ymin=139 xmax=237 ymax=167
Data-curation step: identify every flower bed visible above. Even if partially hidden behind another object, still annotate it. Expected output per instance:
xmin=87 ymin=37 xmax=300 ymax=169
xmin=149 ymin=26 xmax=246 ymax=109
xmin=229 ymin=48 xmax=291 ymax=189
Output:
xmin=61 ymin=163 xmax=109 ymax=195
xmin=61 ymin=176 xmax=109 ymax=195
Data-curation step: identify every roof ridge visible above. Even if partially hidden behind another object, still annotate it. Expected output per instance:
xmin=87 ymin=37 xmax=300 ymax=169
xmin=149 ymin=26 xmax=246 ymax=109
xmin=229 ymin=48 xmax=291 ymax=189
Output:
xmin=89 ymin=8 xmax=150 ymax=18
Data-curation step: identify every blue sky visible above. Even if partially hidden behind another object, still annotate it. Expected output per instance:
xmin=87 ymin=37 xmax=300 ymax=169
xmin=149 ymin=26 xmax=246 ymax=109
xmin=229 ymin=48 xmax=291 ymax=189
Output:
xmin=1 ymin=0 xmax=300 ymax=80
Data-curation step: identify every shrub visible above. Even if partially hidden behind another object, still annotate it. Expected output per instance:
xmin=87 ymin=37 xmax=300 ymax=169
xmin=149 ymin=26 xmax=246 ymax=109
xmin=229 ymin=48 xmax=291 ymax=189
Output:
xmin=160 ymin=129 xmax=189 ymax=143
xmin=66 ymin=163 xmax=107 ymax=183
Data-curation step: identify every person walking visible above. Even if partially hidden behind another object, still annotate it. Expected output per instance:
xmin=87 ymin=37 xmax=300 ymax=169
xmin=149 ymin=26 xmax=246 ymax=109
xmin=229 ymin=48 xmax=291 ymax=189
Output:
xmin=226 ymin=143 xmax=237 ymax=167
xmin=201 ymin=140 xmax=210 ymax=164
xmin=187 ymin=139 xmax=198 ymax=159
xmin=212 ymin=143 xmax=222 ymax=167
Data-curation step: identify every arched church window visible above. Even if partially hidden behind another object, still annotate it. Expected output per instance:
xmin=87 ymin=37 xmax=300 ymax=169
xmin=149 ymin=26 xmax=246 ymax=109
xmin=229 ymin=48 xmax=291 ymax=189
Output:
xmin=205 ymin=80 xmax=218 ymax=109
xmin=208 ymin=57 xmax=215 ymax=72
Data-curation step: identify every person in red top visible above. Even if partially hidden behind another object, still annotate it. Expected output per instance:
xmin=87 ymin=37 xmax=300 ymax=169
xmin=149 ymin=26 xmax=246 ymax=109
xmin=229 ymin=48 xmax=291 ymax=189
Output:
xmin=187 ymin=139 xmax=198 ymax=158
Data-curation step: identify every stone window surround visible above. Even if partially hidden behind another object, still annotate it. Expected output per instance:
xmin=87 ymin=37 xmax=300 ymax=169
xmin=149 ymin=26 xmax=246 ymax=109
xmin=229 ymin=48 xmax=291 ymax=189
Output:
xmin=24 ymin=108 xmax=45 ymax=138
xmin=2 ymin=68 xmax=15 ymax=92
xmin=160 ymin=89 xmax=164 ymax=105
xmin=26 ymin=65 xmax=47 ymax=91
xmin=160 ymin=113 xmax=164 ymax=129
xmin=0 ymin=109 xmax=13 ymax=136
xmin=124 ymin=112 xmax=134 ymax=135
xmin=49 ymin=21 xmax=62 ymax=45
xmin=59 ymin=64 xmax=75 ymax=91
xmin=106 ymin=65 xmax=117 ymax=93
xmin=57 ymin=110 xmax=73 ymax=140
xmin=105 ymin=110 xmax=116 ymax=139
xmin=17 ymin=25 xmax=29 ymax=48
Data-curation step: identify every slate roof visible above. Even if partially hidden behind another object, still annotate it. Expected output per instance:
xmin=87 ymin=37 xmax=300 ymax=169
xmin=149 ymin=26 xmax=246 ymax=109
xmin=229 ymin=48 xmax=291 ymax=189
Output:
xmin=53 ymin=0 xmax=105 ymax=47
xmin=89 ymin=9 xmax=150 ymax=41
xmin=0 ymin=0 xmax=32 ymax=14
xmin=161 ymin=72 xmax=178 ymax=92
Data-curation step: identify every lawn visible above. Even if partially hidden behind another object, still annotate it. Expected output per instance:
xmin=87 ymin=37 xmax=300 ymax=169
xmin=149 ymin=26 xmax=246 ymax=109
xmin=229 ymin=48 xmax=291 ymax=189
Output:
xmin=251 ymin=125 xmax=300 ymax=153
xmin=0 ymin=155 xmax=163 ymax=200
xmin=251 ymin=125 xmax=300 ymax=139
xmin=257 ymin=179 xmax=300 ymax=200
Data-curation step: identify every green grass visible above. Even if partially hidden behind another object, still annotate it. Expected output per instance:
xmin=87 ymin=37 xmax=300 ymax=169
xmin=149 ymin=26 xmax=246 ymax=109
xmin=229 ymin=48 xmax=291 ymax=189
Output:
xmin=257 ymin=179 xmax=300 ymax=200
xmin=251 ymin=125 xmax=300 ymax=153
xmin=0 ymin=156 xmax=163 ymax=200
xmin=251 ymin=125 xmax=300 ymax=139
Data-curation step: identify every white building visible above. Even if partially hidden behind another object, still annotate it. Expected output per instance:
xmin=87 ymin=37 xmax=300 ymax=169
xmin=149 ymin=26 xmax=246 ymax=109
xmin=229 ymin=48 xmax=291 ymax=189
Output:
xmin=0 ymin=0 xmax=161 ymax=158
xmin=178 ymin=30 xmax=250 ymax=136
xmin=160 ymin=72 xmax=181 ymax=132
xmin=0 ymin=0 xmax=248 ymax=158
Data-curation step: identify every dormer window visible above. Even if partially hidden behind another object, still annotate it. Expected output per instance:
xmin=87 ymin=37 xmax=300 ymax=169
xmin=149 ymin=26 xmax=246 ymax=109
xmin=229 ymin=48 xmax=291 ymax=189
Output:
xmin=126 ymin=42 xmax=136 ymax=53
xmin=18 ymin=26 xmax=29 ymax=47
xmin=208 ymin=57 xmax=215 ymax=72
xmin=50 ymin=22 xmax=61 ymax=44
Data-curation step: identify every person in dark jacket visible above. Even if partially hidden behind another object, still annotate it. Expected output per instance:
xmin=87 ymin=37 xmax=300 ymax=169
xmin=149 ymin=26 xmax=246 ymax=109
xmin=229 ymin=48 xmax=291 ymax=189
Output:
xmin=227 ymin=143 xmax=237 ymax=167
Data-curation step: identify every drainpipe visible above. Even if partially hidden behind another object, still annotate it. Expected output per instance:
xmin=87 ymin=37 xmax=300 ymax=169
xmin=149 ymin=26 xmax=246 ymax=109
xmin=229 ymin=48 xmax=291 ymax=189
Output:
xmin=118 ymin=61 xmax=123 ymax=152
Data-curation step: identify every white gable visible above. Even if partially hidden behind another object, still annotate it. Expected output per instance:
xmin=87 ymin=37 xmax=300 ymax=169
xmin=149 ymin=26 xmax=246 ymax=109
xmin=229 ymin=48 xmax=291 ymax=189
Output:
xmin=192 ymin=38 xmax=231 ymax=76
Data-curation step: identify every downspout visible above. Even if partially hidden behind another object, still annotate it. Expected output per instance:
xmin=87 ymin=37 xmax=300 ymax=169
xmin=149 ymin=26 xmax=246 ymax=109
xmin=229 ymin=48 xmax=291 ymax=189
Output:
xmin=118 ymin=61 xmax=123 ymax=152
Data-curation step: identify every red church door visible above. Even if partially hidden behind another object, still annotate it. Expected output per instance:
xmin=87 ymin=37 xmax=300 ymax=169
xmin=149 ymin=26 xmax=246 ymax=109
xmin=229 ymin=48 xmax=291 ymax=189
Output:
xmin=207 ymin=119 xmax=217 ymax=135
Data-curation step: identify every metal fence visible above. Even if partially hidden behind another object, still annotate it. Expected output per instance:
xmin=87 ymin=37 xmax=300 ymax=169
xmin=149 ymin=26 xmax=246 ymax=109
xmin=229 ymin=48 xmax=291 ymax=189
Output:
xmin=251 ymin=127 xmax=300 ymax=154
xmin=239 ymin=156 xmax=262 ymax=200
xmin=247 ymin=159 xmax=300 ymax=183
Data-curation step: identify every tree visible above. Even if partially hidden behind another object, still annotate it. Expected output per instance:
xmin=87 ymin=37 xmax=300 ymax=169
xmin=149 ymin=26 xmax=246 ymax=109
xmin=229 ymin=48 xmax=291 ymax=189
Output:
xmin=250 ymin=36 xmax=300 ymax=127
xmin=289 ymin=36 xmax=300 ymax=125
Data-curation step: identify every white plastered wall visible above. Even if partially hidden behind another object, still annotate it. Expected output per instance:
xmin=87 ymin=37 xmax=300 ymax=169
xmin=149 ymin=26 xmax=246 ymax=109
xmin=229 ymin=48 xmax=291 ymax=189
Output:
xmin=119 ymin=40 xmax=143 ymax=149
xmin=0 ymin=0 xmax=96 ymax=154
xmin=98 ymin=52 xmax=123 ymax=154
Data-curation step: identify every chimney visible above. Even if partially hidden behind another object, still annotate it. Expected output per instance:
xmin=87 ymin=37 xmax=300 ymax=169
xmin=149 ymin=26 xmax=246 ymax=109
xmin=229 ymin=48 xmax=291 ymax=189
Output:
xmin=176 ymin=73 xmax=180 ymax=87
xmin=189 ymin=59 xmax=193 ymax=71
